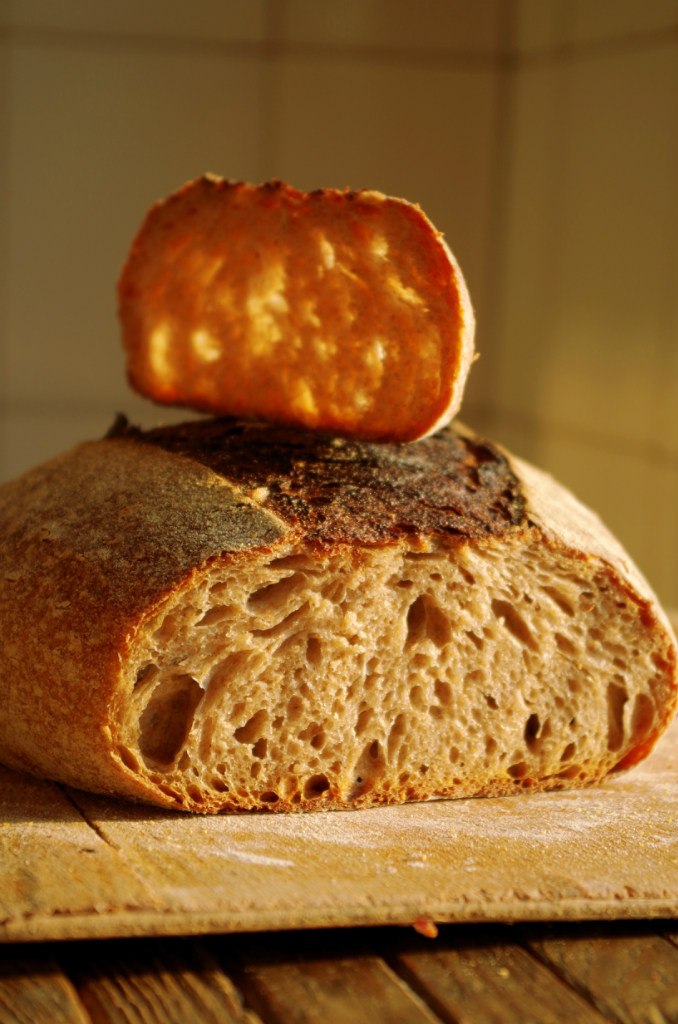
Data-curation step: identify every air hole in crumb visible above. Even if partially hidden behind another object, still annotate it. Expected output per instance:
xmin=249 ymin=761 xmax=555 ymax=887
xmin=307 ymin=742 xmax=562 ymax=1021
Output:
xmin=286 ymin=696 xmax=304 ymax=723
xmin=434 ymin=680 xmax=452 ymax=706
xmin=491 ymin=599 xmax=537 ymax=650
xmin=561 ymin=742 xmax=576 ymax=762
xmin=306 ymin=635 xmax=322 ymax=666
xmin=195 ymin=605 xmax=232 ymax=627
xmin=299 ymin=722 xmax=324 ymax=748
xmin=356 ymin=707 xmax=373 ymax=736
xmin=304 ymin=774 xmax=330 ymax=798
xmin=268 ymin=553 xmax=315 ymax=571
xmin=484 ymin=694 xmax=498 ymax=710
xmin=260 ymin=791 xmax=280 ymax=803
xmin=466 ymin=630 xmax=483 ymax=650
xmin=155 ymin=784 xmax=180 ymax=799
xmin=251 ymin=603 xmax=309 ymax=639
xmin=234 ymin=710 xmax=269 ymax=744
xmin=212 ymin=779 xmax=230 ymax=793
xmin=542 ymin=586 xmax=575 ymax=616
xmin=607 ymin=681 xmax=629 ymax=751
xmin=252 ymin=737 xmax=268 ymax=758
xmin=406 ymin=594 xmax=451 ymax=648
xmin=508 ymin=761 xmax=528 ymax=779
xmin=118 ymin=746 xmax=140 ymax=772
xmin=631 ymin=692 xmax=655 ymax=742
xmin=464 ymin=669 xmax=485 ymax=688
xmin=524 ymin=713 xmax=541 ymax=752
xmin=387 ymin=713 xmax=407 ymax=761
xmin=138 ymin=674 xmax=203 ymax=765
xmin=248 ymin=574 xmax=304 ymax=613
xmin=555 ymin=632 xmax=577 ymax=657
xmin=409 ymin=684 xmax=426 ymax=709
xmin=134 ymin=663 xmax=158 ymax=690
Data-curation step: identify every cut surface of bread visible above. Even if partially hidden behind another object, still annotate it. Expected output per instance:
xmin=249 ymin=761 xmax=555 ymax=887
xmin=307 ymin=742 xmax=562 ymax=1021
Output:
xmin=118 ymin=176 xmax=475 ymax=442
xmin=0 ymin=418 xmax=675 ymax=813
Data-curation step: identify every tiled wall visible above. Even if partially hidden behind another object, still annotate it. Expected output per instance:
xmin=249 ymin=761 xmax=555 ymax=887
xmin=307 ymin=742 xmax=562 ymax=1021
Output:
xmin=485 ymin=0 xmax=678 ymax=608
xmin=1 ymin=0 xmax=677 ymax=607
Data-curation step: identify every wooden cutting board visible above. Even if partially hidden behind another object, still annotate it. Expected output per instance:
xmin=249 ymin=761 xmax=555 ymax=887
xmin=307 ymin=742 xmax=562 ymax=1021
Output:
xmin=2 ymin=705 xmax=677 ymax=943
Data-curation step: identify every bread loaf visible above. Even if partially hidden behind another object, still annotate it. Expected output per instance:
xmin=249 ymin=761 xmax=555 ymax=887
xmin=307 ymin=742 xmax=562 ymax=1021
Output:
xmin=0 ymin=417 xmax=675 ymax=812
xmin=118 ymin=176 xmax=475 ymax=443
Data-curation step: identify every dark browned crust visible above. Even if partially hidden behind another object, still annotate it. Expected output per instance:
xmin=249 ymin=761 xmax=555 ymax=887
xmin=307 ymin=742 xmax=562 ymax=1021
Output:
xmin=108 ymin=415 xmax=528 ymax=548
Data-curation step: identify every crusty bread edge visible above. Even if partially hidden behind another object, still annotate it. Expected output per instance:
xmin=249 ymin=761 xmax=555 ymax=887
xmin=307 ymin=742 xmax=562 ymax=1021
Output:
xmin=458 ymin=423 xmax=678 ymax=761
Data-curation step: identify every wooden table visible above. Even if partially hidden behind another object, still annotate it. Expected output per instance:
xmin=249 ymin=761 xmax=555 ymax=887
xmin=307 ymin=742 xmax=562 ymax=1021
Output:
xmin=2 ymin=920 xmax=678 ymax=1022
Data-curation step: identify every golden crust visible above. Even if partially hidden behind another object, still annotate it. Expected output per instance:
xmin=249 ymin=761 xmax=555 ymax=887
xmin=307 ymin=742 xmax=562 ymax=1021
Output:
xmin=118 ymin=176 xmax=475 ymax=443
xmin=110 ymin=415 xmax=528 ymax=547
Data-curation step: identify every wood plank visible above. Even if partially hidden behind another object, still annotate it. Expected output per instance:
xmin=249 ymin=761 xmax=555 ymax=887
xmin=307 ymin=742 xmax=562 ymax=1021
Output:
xmin=0 ymin=948 xmax=89 ymax=1024
xmin=0 ymin=767 xmax=161 ymax=940
xmin=51 ymin=715 xmax=678 ymax=939
xmin=57 ymin=938 xmax=260 ymax=1024
xmin=236 ymin=951 xmax=443 ymax=1024
xmin=390 ymin=928 xmax=609 ymax=1023
xmin=527 ymin=923 xmax=678 ymax=1024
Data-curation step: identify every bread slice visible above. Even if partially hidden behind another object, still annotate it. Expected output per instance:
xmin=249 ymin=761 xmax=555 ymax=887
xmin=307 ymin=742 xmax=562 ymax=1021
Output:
xmin=0 ymin=417 xmax=675 ymax=813
xmin=118 ymin=176 xmax=475 ymax=443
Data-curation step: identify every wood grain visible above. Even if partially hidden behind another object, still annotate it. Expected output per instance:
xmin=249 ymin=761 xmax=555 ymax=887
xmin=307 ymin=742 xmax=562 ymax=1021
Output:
xmin=237 ymin=953 xmax=442 ymax=1024
xmin=527 ymin=923 xmax=678 ymax=1024
xmin=391 ymin=933 xmax=609 ymax=1023
xmin=0 ymin=949 xmax=88 ymax=1024
xmin=3 ymin=924 xmax=678 ymax=1024
xmin=58 ymin=939 xmax=259 ymax=1024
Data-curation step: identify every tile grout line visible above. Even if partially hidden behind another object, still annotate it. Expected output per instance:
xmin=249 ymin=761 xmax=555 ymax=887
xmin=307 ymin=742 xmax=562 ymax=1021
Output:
xmin=6 ymin=20 xmax=678 ymax=66
xmin=475 ymin=0 xmax=517 ymax=409
xmin=512 ymin=24 xmax=678 ymax=68
xmin=4 ymin=21 xmax=510 ymax=70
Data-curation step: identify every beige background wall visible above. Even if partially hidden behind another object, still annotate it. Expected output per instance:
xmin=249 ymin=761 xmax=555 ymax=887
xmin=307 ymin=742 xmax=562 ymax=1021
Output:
xmin=1 ymin=0 xmax=677 ymax=607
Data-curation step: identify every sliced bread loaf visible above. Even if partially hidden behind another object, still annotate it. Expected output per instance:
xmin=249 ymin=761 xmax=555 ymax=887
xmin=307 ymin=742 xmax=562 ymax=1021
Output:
xmin=0 ymin=417 xmax=674 ymax=812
